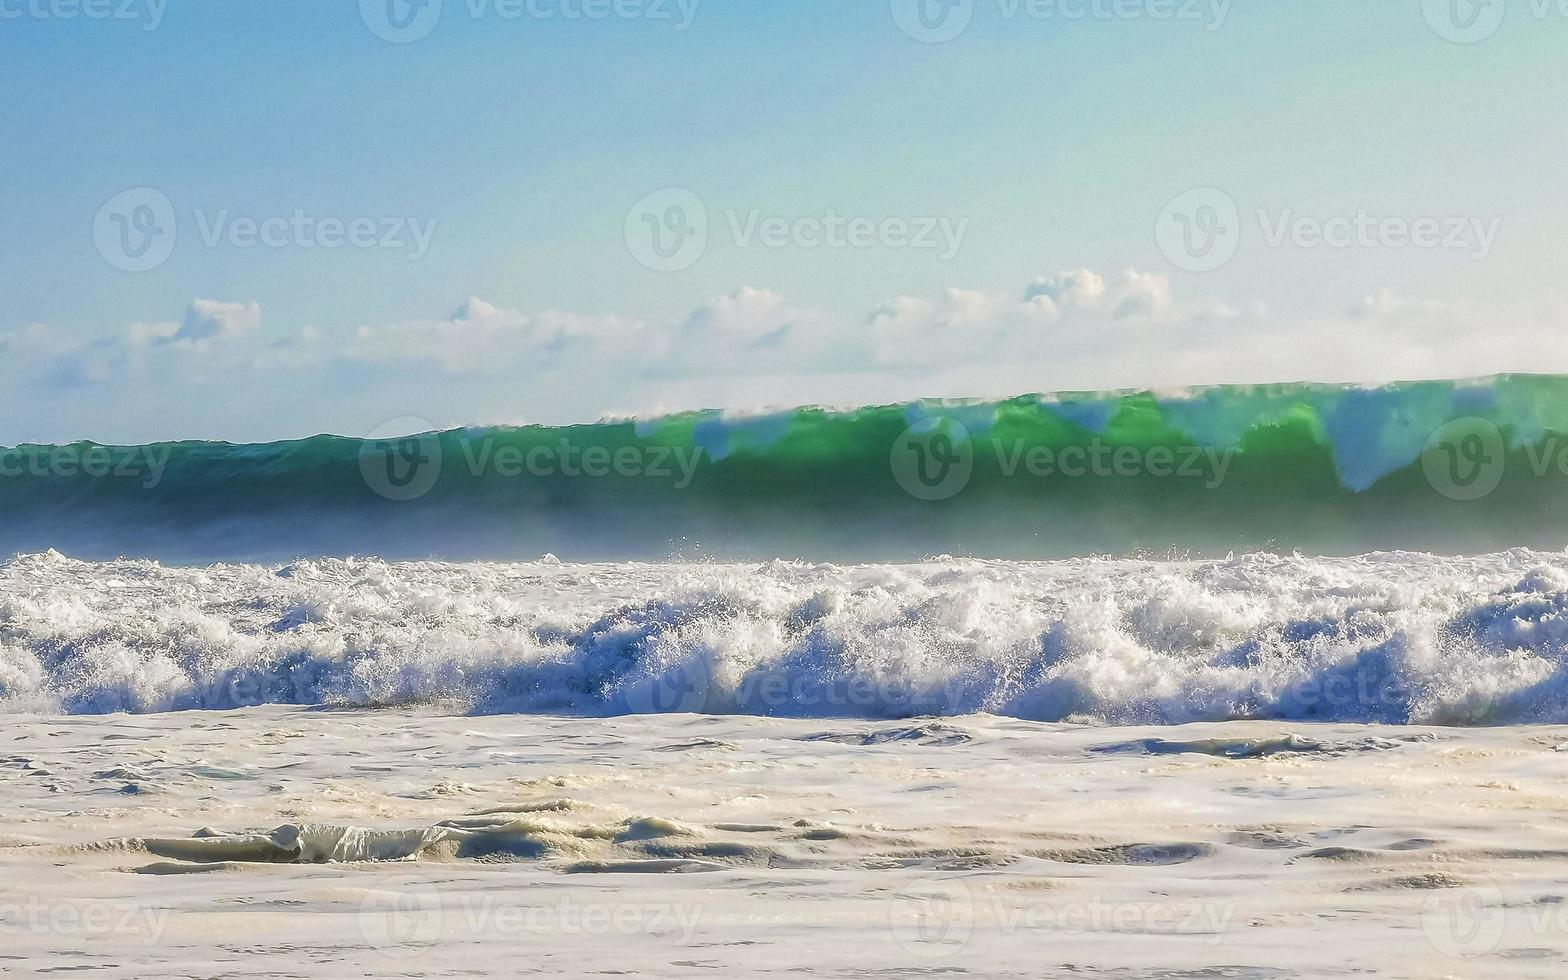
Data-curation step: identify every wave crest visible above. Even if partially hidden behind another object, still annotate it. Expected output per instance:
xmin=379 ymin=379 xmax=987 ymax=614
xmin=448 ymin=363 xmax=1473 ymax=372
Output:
xmin=4 ymin=375 xmax=1568 ymax=560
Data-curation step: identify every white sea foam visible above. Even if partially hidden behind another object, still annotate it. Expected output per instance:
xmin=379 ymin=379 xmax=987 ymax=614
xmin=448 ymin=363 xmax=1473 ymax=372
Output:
xmin=2 ymin=549 xmax=1567 ymax=723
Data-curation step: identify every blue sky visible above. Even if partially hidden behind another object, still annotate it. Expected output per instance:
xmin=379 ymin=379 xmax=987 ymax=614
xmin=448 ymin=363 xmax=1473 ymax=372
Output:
xmin=3 ymin=0 xmax=1566 ymax=443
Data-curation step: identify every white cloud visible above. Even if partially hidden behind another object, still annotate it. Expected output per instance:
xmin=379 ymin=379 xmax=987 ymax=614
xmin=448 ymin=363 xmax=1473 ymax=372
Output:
xmin=664 ymin=287 xmax=843 ymax=373
xmin=1345 ymin=289 xmax=1447 ymax=321
xmin=1025 ymin=268 xmax=1104 ymax=308
xmin=0 ymin=323 xmax=73 ymax=357
xmin=866 ymin=286 xmax=1045 ymax=368
xmin=678 ymin=287 xmax=789 ymax=338
xmin=5 ymin=271 xmax=1565 ymax=443
xmin=346 ymin=296 xmax=642 ymax=375
xmin=1022 ymin=268 xmax=1170 ymax=320
xmin=8 ymin=300 xmax=261 ymax=391
xmin=1105 ymin=269 xmax=1171 ymax=320
xmin=173 ymin=299 xmax=262 ymax=345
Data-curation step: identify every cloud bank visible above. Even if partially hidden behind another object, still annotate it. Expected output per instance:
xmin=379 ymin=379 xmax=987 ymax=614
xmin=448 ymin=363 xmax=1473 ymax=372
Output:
xmin=2 ymin=269 xmax=1560 ymax=444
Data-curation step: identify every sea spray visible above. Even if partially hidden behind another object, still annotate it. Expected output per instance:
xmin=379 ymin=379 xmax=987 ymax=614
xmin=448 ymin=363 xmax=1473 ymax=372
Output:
xmin=4 ymin=549 xmax=1568 ymax=724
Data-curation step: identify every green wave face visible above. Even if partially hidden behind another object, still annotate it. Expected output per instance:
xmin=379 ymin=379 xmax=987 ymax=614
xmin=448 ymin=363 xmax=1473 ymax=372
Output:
xmin=5 ymin=374 xmax=1568 ymax=562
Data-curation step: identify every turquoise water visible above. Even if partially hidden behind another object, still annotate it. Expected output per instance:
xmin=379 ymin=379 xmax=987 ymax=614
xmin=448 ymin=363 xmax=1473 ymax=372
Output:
xmin=3 ymin=375 xmax=1566 ymax=561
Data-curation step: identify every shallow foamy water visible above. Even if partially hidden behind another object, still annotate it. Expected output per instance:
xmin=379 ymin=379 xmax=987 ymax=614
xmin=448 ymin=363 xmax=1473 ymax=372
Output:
xmin=4 ymin=708 xmax=1568 ymax=977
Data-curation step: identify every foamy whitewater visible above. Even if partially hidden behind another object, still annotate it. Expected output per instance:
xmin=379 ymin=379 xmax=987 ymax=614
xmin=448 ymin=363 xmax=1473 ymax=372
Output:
xmin=8 ymin=379 xmax=1568 ymax=977
xmin=4 ymin=548 xmax=1568 ymax=725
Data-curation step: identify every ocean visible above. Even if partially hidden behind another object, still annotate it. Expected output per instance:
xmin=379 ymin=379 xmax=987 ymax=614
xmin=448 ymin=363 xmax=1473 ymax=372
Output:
xmin=5 ymin=376 xmax=1568 ymax=976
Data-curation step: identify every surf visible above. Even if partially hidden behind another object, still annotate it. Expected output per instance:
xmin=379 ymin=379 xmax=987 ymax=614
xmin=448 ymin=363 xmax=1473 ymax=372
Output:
xmin=5 ymin=548 xmax=1568 ymax=724
xmin=3 ymin=374 xmax=1567 ymax=561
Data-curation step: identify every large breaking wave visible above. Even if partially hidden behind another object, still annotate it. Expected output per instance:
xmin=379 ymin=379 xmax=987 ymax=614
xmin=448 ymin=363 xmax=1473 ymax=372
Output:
xmin=4 ymin=549 xmax=1568 ymax=724
xmin=4 ymin=374 xmax=1568 ymax=561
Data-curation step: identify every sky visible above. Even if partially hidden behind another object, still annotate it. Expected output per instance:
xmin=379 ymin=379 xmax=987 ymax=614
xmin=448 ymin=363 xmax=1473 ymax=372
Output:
xmin=2 ymin=0 xmax=1566 ymax=445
